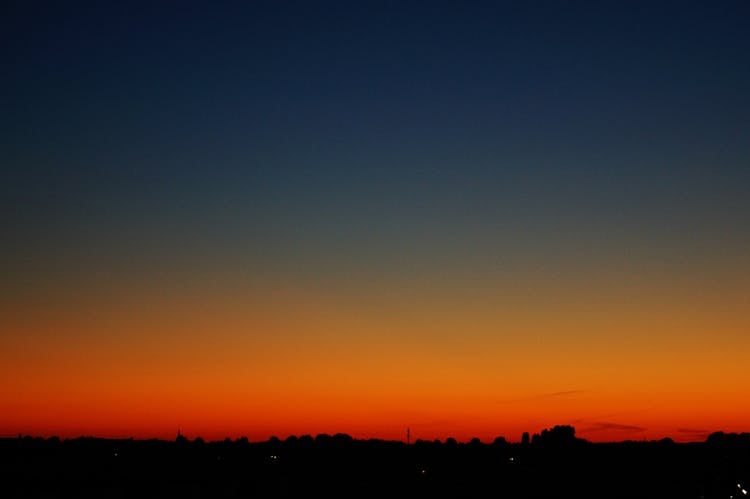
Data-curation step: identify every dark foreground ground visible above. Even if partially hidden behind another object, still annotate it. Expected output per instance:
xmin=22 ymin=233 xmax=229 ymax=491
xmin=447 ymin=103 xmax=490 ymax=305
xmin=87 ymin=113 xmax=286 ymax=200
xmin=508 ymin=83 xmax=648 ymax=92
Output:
xmin=2 ymin=430 xmax=749 ymax=498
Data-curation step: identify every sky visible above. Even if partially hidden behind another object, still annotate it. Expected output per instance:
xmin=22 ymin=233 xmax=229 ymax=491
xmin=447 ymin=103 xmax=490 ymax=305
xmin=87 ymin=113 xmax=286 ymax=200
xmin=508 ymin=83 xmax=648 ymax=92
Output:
xmin=2 ymin=0 xmax=749 ymax=444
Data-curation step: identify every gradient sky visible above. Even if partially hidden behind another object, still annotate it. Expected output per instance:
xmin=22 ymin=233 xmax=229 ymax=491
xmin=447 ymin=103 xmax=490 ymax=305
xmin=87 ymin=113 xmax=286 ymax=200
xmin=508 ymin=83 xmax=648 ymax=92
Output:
xmin=2 ymin=0 xmax=749 ymax=444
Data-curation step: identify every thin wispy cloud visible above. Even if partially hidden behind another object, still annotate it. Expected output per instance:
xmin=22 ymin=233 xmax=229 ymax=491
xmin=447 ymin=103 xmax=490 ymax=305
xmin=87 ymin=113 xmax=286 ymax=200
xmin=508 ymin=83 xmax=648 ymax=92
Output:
xmin=677 ymin=428 xmax=711 ymax=438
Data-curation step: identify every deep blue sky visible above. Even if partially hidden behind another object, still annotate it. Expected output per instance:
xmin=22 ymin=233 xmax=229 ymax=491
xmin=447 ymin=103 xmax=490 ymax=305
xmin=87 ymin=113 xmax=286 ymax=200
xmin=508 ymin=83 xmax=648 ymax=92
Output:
xmin=6 ymin=3 xmax=749 ymax=211
xmin=3 ymin=0 xmax=749 ymax=296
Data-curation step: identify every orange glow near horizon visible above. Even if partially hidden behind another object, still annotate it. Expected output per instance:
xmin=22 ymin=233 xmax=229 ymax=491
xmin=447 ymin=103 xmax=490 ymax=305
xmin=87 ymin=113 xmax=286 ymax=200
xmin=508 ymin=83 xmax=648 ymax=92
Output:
xmin=2 ymin=265 xmax=749 ymax=444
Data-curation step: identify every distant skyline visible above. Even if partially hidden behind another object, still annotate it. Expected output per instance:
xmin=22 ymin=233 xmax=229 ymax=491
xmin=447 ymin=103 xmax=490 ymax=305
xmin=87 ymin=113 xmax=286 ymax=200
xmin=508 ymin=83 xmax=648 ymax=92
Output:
xmin=2 ymin=0 xmax=749 ymax=444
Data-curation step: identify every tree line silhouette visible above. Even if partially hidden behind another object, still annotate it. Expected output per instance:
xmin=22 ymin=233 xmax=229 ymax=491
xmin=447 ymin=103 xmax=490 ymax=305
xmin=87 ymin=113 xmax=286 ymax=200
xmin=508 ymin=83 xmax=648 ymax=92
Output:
xmin=2 ymin=426 xmax=750 ymax=498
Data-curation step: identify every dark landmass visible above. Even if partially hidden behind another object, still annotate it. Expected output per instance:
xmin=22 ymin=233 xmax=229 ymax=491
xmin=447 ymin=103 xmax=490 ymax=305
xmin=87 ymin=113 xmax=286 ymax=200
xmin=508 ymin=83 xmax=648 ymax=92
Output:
xmin=2 ymin=426 xmax=749 ymax=498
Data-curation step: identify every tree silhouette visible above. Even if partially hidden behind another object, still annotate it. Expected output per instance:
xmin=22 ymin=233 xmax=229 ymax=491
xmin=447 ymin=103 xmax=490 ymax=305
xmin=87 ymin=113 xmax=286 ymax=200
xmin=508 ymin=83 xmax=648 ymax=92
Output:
xmin=521 ymin=432 xmax=530 ymax=446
